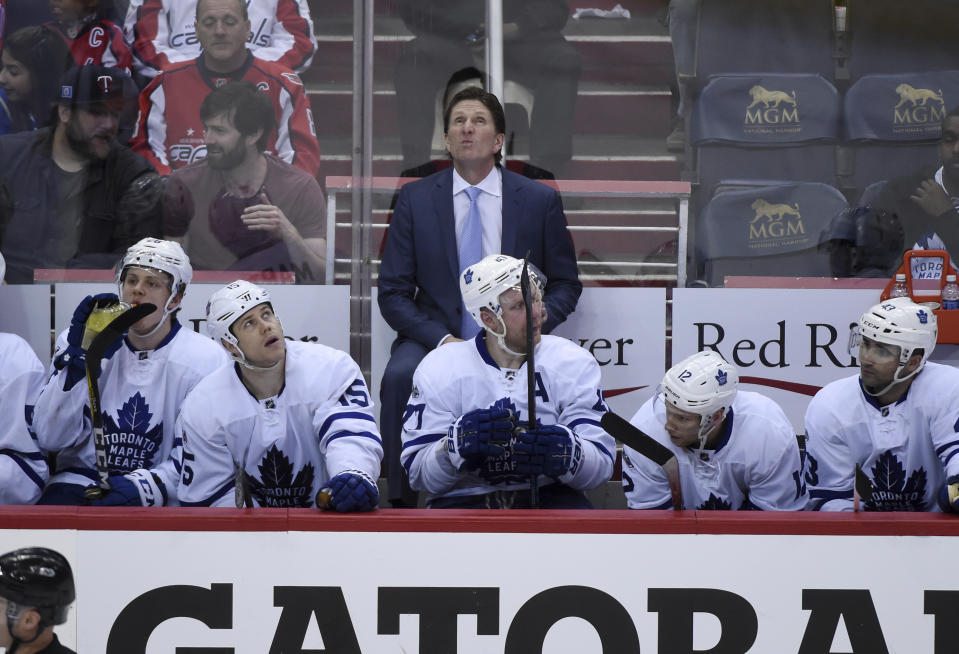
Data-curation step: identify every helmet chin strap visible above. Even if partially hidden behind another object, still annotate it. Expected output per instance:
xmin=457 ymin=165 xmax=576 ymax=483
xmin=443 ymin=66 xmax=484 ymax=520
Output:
xmin=231 ymin=343 xmax=282 ymax=372
xmin=487 ymin=315 xmax=528 ymax=358
xmin=862 ymin=362 xmax=923 ymax=398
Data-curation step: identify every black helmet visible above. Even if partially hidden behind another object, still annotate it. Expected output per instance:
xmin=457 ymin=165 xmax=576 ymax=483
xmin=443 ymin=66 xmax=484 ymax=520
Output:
xmin=0 ymin=548 xmax=75 ymax=626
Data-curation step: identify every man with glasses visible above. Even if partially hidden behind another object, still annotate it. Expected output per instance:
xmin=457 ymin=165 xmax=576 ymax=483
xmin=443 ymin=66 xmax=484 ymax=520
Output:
xmin=804 ymin=297 xmax=959 ymax=511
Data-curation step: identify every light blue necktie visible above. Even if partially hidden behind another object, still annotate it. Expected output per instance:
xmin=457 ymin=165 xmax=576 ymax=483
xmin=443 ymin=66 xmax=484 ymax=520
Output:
xmin=459 ymin=186 xmax=483 ymax=339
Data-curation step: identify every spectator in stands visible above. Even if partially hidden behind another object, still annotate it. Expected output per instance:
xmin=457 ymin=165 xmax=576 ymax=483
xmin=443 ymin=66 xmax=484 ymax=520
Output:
xmin=0 ymin=260 xmax=48 ymax=504
xmin=0 ymin=25 xmax=73 ymax=134
xmin=378 ymin=86 xmax=581 ymax=507
xmin=819 ymin=205 xmax=904 ymax=278
xmin=401 ymin=253 xmax=612 ymax=509
xmin=805 ymin=297 xmax=959 ymax=512
xmin=124 ymin=0 xmax=315 ymax=81
xmin=163 ymin=81 xmax=325 ymax=282
xmin=0 ymin=547 xmax=76 ymax=654
xmin=129 ymin=0 xmax=320 ymax=178
xmin=394 ymin=0 xmax=580 ymax=177
xmin=865 ymin=106 xmax=959 ymax=261
xmin=622 ymin=350 xmax=806 ymax=510
xmin=46 ymin=0 xmax=133 ymax=73
xmin=0 ymin=64 xmax=161 ymax=284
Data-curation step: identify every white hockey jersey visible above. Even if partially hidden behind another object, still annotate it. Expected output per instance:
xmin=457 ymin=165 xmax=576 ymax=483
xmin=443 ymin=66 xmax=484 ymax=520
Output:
xmin=804 ymin=362 xmax=959 ymax=512
xmin=0 ymin=333 xmax=47 ymax=504
xmin=176 ymin=340 xmax=383 ymax=508
xmin=401 ymin=334 xmax=615 ymax=503
xmin=33 ymin=321 xmax=228 ymax=505
xmin=622 ymin=390 xmax=806 ymax=511
xmin=124 ymin=0 xmax=316 ymax=77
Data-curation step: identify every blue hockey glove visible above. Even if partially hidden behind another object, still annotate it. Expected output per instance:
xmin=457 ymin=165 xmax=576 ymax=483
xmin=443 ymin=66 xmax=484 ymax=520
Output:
xmin=446 ymin=404 xmax=516 ymax=470
xmin=85 ymin=470 xmax=167 ymax=507
xmin=322 ymin=470 xmax=379 ymax=512
xmin=514 ymin=423 xmax=583 ymax=478
xmin=938 ymin=474 xmax=959 ymax=513
xmin=55 ymin=293 xmax=123 ymax=390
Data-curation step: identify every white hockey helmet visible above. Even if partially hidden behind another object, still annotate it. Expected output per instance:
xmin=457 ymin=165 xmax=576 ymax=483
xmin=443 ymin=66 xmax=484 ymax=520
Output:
xmin=116 ymin=238 xmax=193 ymax=337
xmin=853 ymin=297 xmax=937 ymax=393
xmin=206 ymin=280 xmax=275 ymax=358
xmin=461 ymin=254 xmax=544 ymax=330
xmin=662 ymin=350 xmax=738 ymax=441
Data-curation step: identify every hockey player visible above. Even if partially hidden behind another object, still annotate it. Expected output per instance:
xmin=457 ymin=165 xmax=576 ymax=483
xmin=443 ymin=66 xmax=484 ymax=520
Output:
xmin=400 ymin=254 xmax=614 ymax=509
xmin=124 ymin=0 xmax=315 ymax=79
xmin=129 ymin=0 xmax=320 ymax=178
xmin=176 ymin=280 xmax=383 ymax=510
xmin=622 ymin=350 xmax=806 ymax=511
xmin=33 ymin=237 xmax=228 ymax=506
xmin=805 ymin=297 xmax=959 ymax=512
xmin=0 ymin=547 xmax=76 ymax=654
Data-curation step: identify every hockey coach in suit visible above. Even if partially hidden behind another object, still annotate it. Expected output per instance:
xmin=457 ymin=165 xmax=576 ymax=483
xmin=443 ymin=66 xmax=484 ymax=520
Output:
xmin=378 ymin=86 xmax=582 ymax=507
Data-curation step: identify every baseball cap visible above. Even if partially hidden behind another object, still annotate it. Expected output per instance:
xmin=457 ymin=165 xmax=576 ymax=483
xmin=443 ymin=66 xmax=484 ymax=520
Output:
xmin=58 ymin=65 xmax=133 ymax=111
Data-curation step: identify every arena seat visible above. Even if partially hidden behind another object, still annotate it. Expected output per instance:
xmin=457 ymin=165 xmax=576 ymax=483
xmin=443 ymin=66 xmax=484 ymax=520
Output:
xmin=839 ymin=70 xmax=959 ymax=197
xmin=694 ymin=181 xmax=848 ymax=286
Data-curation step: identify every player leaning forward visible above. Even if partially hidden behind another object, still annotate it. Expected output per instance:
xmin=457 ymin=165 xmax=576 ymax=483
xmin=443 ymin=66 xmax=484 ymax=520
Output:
xmin=623 ymin=350 xmax=806 ymax=510
xmin=401 ymin=254 xmax=614 ymax=508
xmin=805 ymin=297 xmax=959 ymax=512
xmin=176 ymin=281 xmax=383 ymax=510
xmin=34 ymin=238 xmax=228 ymax=506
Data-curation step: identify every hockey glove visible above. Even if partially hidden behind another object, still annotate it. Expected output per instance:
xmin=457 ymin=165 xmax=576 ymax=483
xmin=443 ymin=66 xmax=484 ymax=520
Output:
xmin=514 ymin=423 xmax=583 ymax=478
xmin=321 ymin=470 xmax=379 ymax=512
xmin=85 ymin=470 xmax=168 ymax=507
xmin=938 ymin=474 xmax=959 ymax=513
xmin=446 ymin=405 xmax=516 ymax=471
xmin=55 ymin=293 xmax=123 ymax=391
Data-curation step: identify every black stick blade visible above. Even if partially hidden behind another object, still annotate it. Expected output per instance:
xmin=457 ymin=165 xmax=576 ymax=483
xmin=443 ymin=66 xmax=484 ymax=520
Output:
xmin=85 ymin=303 xmax=157 ymax=364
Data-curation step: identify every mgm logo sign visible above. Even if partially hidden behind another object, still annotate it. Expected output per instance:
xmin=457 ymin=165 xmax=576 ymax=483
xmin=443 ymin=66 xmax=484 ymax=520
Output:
xmin=744 ymin=85 xmax=800 ymax=133
xmin=892 ymin=83 xmax=945 ymax=134
xmin=747 ymin=198 xmax=807 ymax=247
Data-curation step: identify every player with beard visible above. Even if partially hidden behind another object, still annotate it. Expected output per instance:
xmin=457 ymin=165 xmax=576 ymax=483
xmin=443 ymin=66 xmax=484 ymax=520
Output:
xmin=805 ymin=297 xmax=959 ymax=512
xmin=162 ymin=80 xmax=326 ymax=281
xmin=0 ymin=64 xmax=162 ymax=283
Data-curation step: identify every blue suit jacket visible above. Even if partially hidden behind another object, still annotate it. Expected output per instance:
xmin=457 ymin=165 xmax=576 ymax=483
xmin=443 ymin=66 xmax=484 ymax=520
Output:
xmin=378 ymin=165 xmax=582 ymax=349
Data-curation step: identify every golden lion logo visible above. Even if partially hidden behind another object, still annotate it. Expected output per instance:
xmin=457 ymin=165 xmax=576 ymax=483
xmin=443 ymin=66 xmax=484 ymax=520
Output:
xmin=894 ymin=83 xmax=943 ymax=109
xmin=750 ymin=198 xmax=800 ymax=222
xmin=747 ymin=85 xmax=797 ymax=109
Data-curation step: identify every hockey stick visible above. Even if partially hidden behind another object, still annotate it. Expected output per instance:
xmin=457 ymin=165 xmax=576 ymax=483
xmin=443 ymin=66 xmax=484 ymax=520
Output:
xmin=600 ymin=411 xmax=684 ymax=510
xmin=82 ymin=302 xmax=157 ymax=501
xmin=521 ymin=256 xmax=539 ymax=508
xmin=853 ymin=463 xmax=873 ymax=512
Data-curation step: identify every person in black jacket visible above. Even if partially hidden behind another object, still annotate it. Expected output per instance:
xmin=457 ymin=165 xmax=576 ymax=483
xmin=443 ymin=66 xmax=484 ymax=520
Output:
xmin=0 ymin=64 xmax=161 ymax=283
xmin=0 ymin=547 xmax=76 ymax=654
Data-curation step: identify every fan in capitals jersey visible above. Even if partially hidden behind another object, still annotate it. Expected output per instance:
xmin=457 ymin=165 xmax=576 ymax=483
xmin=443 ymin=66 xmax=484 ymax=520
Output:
xmin=805 ymin=362 xmax=959 ymax=511
xmin=0 ymin=333 xmax=48 ymax=505
xmin=45 ymin=12 xmax=133 ymax=73
xmin=124 ymin=0 xmax=315 ymax=78
xmin=129 ymin=52 xmax=319 ymax=177
xmin=177 ymin=340 xmax=383 ymax=508
xmin=401 ymin=332 xmax=615 ymax=505
xmin=622 ymin=392 xmax=807 ymax=510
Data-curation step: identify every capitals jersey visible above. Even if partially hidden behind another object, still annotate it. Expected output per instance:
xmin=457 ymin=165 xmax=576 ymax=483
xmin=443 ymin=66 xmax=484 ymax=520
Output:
xmin=129 ymin=52 xmax=320 ymax=177
xmin=0 ymin=333 xmax=47 ymax=504
xmin=804 ymin=363 xmax=959 ymax=511
xmin=33 ymin=321 xmax=228 ymax=505
xmin=124 ymin=0 xmax=315 ymax=77
xmin=401 ymin=333 xmax=615 ymax=503
xmin=622 ymin=391 xmax=806 ymax=511
xmin=46 ymin=19 xmax=133 ymax=72
xmin=176 ymin=341 xmax=383 ymax=508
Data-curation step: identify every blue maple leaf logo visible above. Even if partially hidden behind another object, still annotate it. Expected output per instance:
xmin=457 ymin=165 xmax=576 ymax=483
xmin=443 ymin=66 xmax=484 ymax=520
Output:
xmin=865 ymin=450 xmax=927 ymax=511
xmin=247 ymin=445 xmax=316 ymax=508
xmin=100 ymin=393 xmax=163 ymax=472
xmin=464 ymin=269 xmax=474 ymax=284
xmin=716 ymin=370 xmax=728 ymax=386
xmin=698 ymin=493 xmax=732 ymax=510
xmin=916 ymin=309 xmax=928 ymax=324
xmin=118 ymin=392 xmax=153 ymax=432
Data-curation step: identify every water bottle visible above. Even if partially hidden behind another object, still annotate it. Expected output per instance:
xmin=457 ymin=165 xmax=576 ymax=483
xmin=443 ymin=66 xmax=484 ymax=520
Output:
xmin=943 ymin=274 xmax=959 ymax=310
xmin=890 ymin=273 xmax=910 ymax=298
